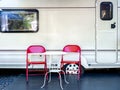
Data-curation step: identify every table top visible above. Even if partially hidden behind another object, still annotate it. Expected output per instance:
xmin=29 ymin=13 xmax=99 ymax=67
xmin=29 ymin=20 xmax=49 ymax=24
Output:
xmin=28 ymin=51 xmax=67 ymax=55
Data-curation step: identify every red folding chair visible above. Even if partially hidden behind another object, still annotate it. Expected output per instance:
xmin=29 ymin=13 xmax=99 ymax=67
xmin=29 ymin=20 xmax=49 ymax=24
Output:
xmin=61 ymin=45 xmax=81 ymax=80
xmin=26 ymin=45 xmax=47 ymax=82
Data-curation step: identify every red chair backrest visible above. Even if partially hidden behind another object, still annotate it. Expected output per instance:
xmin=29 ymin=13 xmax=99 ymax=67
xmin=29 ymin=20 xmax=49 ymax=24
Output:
xmin=63 ymin=45 xmax=81 ymax=52
xmin=27 ymin=45 xmax=46 ymax=53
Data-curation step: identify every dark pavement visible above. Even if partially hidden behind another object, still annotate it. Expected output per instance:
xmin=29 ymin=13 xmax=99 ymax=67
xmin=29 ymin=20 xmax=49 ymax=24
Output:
xmin=1 ymin=69 xmax=120 ymax=90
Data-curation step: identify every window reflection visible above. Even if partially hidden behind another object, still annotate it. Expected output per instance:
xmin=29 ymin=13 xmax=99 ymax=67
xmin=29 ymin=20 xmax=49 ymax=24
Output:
xmin=0 ymin=9 xmax=39 ymax=32
xmin=100 ymin=2 xmax=113 ymax=20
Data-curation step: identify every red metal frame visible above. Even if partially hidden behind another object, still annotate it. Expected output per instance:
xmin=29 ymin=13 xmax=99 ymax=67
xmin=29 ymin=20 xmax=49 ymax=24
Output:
xmin=26 ymin=45 xmax=47 ymax=82
xmin=61 ymin=45 xmax=81 ymax=80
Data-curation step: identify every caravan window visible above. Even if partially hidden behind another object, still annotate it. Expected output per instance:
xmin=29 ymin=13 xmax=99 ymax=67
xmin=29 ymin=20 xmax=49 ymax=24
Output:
xmin=100 ymin=2 xmax=113 ymax=20
xmin=0 ymin=9 xmax=39 ymax=32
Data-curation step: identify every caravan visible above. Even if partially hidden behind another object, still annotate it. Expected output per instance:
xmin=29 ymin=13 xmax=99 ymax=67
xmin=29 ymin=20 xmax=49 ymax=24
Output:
xmin=0 ymin=0 xmax=120 ymax=72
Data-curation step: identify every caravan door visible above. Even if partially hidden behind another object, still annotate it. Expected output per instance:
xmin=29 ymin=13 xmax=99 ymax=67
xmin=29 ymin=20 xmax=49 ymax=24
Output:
xmin=96 ymin=0 xmax=118 ymax=63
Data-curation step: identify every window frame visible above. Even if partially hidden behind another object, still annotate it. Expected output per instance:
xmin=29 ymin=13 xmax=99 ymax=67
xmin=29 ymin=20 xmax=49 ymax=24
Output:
xmin=0 ymin=9 xmax=39 ymax=33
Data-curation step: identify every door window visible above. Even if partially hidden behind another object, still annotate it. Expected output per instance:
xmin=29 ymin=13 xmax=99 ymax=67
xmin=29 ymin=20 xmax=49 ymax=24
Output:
xmin=100 ymin=2 xmax=113 ymax=20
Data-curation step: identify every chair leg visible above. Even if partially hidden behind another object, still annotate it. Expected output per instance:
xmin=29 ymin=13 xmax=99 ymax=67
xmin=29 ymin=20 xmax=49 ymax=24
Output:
xmin=61 ymin=70 xmax=69 ymax=84
xmin=41 ymin=72 xmax=49 ymax=88
xmin=58 ymin=72 xmax=63 ymax=90
xmin=48 ymin=72 xmax=51 ymax=83
xmin=77 ymin=64 xmax=81 ymax=80
xmin=77 ymin=70 xmax=80 ymax=80
xmin=26 ymin=66 xmax=28 ymax=82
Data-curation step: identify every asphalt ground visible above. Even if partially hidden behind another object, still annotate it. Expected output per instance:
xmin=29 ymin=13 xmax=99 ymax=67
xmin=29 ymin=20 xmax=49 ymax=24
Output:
xmin=0 ymin=69 xmax=120 ymax=90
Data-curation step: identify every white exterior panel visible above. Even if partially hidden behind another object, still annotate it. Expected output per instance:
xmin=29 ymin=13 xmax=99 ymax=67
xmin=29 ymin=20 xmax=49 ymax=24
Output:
xmin=0 ymin=0 xmax=95 ymax=8
xmin=0 ymin=8 xmax=95 ymax=50
xmin=0 ymin=0 xmax=120 ymax=69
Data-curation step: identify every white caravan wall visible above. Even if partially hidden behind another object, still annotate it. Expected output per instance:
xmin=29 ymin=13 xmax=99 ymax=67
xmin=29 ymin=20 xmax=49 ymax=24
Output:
xmin=118 ymin=1 xmax=120 ymax=62
xmin=118 ymin=8 xmax=120 ymax=49
xmin=0 ymin=8 xmax=95 ymax=50
xmin=0 ymin=0 xmax=120 ymax=69
xmin=0 ymin=0 xmax=95 ymax=7
xmin=0 ymin=0 xmax=96 ymax=68
xmin=0 ymin=9 xmax=95 ymax=50
xmin=118 ymin=0 xmax=120 ymax=6
xmin=0 ymin=0 xmax=95 ymax=50
xmin=116 ymin=0 xmax=120 ymax=63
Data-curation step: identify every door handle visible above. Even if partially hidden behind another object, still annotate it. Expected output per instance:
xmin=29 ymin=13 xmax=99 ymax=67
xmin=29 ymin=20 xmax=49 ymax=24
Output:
xmin=111 ymin=22 xmax=116 ymax=29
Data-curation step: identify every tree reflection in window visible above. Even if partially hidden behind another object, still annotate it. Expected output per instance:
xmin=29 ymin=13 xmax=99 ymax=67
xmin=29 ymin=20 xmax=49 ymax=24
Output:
xmin=0 ymin=9 xmax=39 ymax=32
